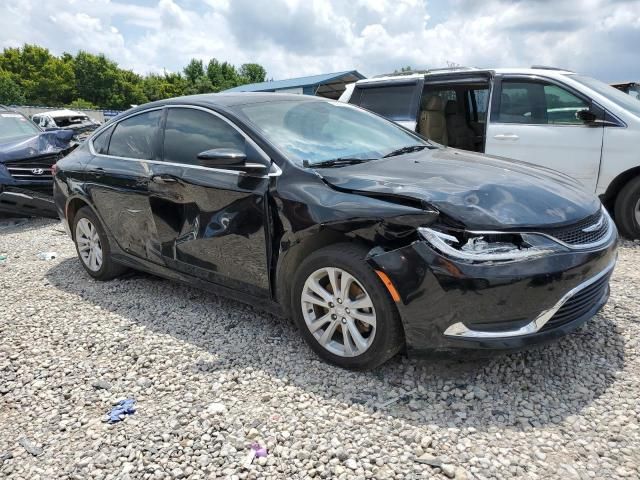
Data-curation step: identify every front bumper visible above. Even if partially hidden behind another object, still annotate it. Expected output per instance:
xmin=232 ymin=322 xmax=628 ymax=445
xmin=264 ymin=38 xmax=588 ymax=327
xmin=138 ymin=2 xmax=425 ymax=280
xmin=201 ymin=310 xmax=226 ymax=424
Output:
xmin=0 ymin=185 xmax=58 ymax=218
xmin=368 ymin=225 xmax=618 ymax=355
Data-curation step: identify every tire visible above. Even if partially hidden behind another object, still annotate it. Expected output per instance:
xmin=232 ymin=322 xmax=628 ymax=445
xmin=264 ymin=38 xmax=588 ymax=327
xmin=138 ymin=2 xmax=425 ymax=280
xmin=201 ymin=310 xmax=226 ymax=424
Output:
xmin=614 ymin=176 xmax=640 ymax=239
xmin=73 ymin=206 xmax=126 ymax=280
xmin=291 ymin=243 xmax=404 ymax=370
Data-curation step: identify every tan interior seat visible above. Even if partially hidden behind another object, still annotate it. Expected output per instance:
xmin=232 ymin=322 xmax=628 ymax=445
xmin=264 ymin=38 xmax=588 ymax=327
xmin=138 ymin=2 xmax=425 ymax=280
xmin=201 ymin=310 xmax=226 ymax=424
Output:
xmin=418 ymin=96 xmax=448 ymax=145
xmin=445 ymin=100 xmax=476 ymax=151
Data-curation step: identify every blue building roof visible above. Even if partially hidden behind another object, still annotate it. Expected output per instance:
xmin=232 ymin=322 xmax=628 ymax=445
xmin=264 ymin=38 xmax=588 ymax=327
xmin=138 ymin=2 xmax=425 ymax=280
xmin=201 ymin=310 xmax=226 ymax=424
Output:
xmin=224 ymin=70 xmax=365 ymax=99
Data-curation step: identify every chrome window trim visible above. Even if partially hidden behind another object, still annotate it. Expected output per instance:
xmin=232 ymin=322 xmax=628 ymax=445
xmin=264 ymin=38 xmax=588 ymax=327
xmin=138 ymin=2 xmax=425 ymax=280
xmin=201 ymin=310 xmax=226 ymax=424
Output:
xmin=466 ymin=206 xmax=616 ymax=251
xmin=443 ymin=256 xmax=616 ymax=339
xmin=88 ymin=104 xmax=281 ymax=178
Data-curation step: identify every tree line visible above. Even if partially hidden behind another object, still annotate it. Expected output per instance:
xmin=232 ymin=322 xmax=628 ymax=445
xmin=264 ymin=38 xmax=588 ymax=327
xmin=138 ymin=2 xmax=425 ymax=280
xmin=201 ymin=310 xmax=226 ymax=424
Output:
xmin=0 ymin=44 xmax=267 ymax=110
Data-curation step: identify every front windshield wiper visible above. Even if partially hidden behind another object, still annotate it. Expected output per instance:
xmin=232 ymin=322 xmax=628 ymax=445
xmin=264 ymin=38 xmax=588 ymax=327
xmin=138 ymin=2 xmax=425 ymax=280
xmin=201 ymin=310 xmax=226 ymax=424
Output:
xmin=383 ymin=144 xmax=430 ymax=158
xmin=303 ymin=157 xmax=376 ymax=168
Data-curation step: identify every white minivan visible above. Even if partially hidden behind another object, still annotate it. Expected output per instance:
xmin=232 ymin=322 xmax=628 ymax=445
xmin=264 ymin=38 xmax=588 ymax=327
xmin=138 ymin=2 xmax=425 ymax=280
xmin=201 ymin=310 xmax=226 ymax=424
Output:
xmin=340 ymin=66 xmax=640 ymax=238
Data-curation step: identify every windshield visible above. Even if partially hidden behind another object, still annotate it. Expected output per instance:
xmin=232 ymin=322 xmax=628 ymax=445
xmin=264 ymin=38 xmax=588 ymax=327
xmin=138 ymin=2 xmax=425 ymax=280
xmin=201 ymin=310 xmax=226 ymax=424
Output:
xmin=0 ymin=112 xmax=41 ymax=142
xmin=570 ymin=74 xmax=640 ymax=117
xmin=628 ymin=86 xmax=640 ymax=101
xmin=232 ymin=99 xmax=427 ymax=165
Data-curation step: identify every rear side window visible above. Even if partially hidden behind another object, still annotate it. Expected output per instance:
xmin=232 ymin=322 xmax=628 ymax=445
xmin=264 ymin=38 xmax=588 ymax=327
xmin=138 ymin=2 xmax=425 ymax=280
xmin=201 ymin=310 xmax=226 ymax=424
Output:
xmin=92 ymin=127 xmax=112 ymax=154
xmin=108 ymin=110 xmax=163 ymax=159
xmin=162 ymin=108 xmax=245 ymax=166
xmin=468 ymin=89 xmax=490 ymax=122
xmin=352 ymin=84 xmax=418 ymax=120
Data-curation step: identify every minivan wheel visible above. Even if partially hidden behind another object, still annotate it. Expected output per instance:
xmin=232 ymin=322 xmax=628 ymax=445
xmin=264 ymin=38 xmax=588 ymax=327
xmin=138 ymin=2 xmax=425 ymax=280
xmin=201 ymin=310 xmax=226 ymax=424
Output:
xmin=614 ymin=176 xmax=640 ymax=239
xmin=73 ymin=206 xmax=126 ymax=280
xmin=291 ymin=243 xmax=404 ymax=370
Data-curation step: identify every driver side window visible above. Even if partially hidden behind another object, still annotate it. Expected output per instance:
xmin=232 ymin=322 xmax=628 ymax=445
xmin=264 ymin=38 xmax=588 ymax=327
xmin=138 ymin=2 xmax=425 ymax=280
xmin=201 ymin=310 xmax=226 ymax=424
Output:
xmin=162 ymin=108 xmax=246 ymax=166
xmin=496 ymin=80 xmax=590 ymax=125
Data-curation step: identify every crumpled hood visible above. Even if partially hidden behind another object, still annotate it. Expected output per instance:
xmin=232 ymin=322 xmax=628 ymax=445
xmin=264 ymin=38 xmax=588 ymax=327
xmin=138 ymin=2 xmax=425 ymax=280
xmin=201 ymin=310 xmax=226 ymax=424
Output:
xmin=316 ymin=148 xmax=601 ymax=229
xmin=0 ymin=130 xmax=74 ymax=163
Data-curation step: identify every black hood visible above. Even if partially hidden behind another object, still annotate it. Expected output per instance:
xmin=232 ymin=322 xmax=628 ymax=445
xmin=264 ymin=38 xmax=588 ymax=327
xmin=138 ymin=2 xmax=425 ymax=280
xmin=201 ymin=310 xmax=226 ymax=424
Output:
xmin=0 ymin=130 xmax=74 ymax=163
xmin=315 ymin=148 xmax=601 ymax=230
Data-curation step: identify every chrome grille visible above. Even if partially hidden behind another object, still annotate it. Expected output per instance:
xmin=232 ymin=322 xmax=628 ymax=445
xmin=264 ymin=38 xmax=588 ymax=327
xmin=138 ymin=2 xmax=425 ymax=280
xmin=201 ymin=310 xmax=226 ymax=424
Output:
xmin=5 ymin=154 xmax=59 ymax=181
xmin=540 ymin=210 xmax=610 ymax=246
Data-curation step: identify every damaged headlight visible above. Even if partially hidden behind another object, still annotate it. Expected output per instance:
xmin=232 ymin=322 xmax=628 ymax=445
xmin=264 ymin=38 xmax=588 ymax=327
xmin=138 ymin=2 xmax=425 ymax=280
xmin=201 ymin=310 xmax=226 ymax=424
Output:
xmin=418 ymin=227 xmax=565 ymax=262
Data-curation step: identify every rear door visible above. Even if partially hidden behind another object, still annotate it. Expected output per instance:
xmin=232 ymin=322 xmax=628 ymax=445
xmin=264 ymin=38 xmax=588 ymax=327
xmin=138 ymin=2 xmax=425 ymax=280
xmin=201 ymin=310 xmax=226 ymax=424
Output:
xmin=349 ymin=79 xmax=423 ymax=130
xmin=148 ymin=106 xmax=272 ymax=297
xmin=485 ymin=76 xmax=604 ymax=191
xmin=86 ymin=108 xmax=163 ymax=262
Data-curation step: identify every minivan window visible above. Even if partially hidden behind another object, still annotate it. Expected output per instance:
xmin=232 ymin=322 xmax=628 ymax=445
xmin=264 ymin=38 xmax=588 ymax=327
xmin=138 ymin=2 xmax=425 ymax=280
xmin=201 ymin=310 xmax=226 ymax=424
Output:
xmin=570 ymin=74 xmax=640 ymax=117
xmin=496 ymin=81 xmax=589 ymax=125
xmin=163 ymin=108 xmax=245 ymax=166
xmin=353 ymin=84 xmax=417 ymax=120
xmin=233 ymin=99 xmax=425 ymax=165
xmin=108 ymin=109 xmax=163 ymax=160
xmin=469 ymin=89 xmax=489 ymax=122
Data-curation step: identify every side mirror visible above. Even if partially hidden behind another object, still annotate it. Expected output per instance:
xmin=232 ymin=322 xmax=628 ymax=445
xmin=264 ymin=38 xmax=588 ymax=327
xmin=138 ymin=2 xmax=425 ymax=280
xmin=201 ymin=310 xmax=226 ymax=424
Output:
xmin=196 ymin=148 xmax=267 ymax=173
xmin=576 ymin=109 xmax=597 ymax=124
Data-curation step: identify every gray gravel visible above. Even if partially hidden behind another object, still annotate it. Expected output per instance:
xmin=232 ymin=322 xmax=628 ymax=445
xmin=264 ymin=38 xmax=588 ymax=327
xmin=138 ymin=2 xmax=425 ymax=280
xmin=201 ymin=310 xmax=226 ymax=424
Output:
xmin=1 ymin=217 xmax=639 ymax=480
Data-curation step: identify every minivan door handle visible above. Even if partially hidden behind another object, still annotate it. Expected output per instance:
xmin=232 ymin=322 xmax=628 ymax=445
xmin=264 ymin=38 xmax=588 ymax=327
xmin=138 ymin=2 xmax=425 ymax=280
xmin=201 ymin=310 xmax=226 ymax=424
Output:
xmin=493 ymin=134 xmax=519 ymax=141
xmin=151 ymin=174 xmax=178 ymax=184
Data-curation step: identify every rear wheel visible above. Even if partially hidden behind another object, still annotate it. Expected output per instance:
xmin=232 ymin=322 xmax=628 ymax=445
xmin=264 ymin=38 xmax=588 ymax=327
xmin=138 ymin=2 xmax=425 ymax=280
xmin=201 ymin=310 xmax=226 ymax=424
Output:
xmin=73 ymin=206 xmax=126 ymax=280
xmin=291 ymin=243 xmax=404 ymax=370
xmin=614 ymin=176 xmax=640 ymax=239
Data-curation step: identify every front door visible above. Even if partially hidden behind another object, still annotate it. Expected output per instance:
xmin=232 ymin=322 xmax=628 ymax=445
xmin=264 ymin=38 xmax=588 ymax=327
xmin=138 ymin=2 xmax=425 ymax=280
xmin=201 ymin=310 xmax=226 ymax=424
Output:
xmin=148 ymin=106 xmax=271 ymax=297
xmin=485 ymin=77 xmax=604 ymax=192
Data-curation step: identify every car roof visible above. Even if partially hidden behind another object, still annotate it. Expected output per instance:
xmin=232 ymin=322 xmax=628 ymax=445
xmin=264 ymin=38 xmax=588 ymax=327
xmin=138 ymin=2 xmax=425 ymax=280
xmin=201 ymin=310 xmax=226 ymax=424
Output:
xmin=111 ymin=92 xmax=329 ymax=123
xmin=34 ymin=109 xmax=87 ymax=118
xmin=354 ymin=67 xmax=575 ymax=85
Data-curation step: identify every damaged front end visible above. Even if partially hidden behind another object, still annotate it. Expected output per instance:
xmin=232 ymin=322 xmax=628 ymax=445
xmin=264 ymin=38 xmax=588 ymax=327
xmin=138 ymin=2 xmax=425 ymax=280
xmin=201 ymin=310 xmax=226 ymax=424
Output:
xmin=0 ymin=129 xmax=76 ymax=218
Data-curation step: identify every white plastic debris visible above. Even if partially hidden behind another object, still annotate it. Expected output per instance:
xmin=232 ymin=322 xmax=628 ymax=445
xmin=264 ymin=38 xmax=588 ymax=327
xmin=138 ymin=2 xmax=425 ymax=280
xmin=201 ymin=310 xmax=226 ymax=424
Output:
xmin=37 ymin=251 xmax=58 ymax=261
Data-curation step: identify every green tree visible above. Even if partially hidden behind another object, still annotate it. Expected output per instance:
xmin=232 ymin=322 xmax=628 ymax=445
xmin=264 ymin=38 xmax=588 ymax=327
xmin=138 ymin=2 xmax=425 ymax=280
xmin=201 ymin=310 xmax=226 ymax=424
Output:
xmin=239 ymin=63 xmax=266 ymax=84
xmin=0 ymin=71 xmax=26 ymax=104
xmin=183 ymin=59 xmax=205 ymax=84
xmin=142 ymin=72 xmax=188 ymax=101
xmin=0 ymin=44 xmax=267 ymax=108
xmin=67 ymin=98 xmax=97 ymax=109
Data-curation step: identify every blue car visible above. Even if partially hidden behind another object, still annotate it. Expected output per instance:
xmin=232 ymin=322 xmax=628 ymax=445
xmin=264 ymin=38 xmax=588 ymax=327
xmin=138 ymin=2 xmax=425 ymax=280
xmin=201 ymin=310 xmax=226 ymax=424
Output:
xmin=0 ymin=105 xmax=75 ymax=217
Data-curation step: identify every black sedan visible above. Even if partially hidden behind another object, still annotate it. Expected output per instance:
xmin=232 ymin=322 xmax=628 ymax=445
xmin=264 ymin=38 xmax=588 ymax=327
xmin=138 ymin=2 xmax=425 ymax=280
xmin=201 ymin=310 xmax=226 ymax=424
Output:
xmin=53 ymin=93 xmax=618 ymax=369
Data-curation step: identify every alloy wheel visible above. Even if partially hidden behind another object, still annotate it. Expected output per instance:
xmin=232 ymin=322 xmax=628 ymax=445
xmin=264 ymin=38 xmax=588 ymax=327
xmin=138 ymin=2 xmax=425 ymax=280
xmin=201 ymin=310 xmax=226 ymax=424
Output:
xmin=635 ymin=197 xmax=640 ymax=227
xmin=301 ymin=267 xmax=377 ymax=357
xmin=76 ymin=218 xmax=103 ymax=272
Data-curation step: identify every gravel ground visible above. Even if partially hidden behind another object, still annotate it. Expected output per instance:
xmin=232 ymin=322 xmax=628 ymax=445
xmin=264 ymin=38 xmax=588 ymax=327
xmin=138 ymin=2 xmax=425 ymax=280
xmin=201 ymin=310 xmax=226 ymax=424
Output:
xmin=1 ymin=217 xmax=639 ymax=480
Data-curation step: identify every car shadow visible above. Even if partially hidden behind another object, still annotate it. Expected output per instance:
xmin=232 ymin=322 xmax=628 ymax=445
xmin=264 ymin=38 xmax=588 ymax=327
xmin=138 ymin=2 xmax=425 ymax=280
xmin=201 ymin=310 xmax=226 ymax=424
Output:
xmin=0 ymin=216 xmax=61 ymax=236
xmin=45 ymin=257 xmax=625 ymax=432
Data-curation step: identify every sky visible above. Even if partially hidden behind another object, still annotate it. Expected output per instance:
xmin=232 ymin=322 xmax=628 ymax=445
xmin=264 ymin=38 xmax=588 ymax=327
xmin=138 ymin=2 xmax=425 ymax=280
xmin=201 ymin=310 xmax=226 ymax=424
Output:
xmin=1 ymin=0 xmax=639 ymax=83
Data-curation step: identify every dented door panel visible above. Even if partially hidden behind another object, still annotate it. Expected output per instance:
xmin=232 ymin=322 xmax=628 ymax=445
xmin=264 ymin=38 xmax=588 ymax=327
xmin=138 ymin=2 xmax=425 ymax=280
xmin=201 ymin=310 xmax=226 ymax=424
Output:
xmin=148 ymin=162 xmax=270 ymax=296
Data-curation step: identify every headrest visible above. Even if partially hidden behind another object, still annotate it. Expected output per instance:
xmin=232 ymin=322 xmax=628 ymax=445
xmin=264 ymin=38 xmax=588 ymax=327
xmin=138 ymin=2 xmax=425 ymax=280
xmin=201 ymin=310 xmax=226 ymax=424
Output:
xmin=445 ymin=100 xmax=458 ymax=115
xmin=424 ymin=95 xmax=444 ymax=111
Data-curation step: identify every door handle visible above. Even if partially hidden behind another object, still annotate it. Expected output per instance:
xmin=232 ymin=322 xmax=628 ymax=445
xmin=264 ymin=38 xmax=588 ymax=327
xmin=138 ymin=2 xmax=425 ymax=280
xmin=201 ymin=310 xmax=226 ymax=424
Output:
xmin=493 ymin=134 xmax=519 ymax=141
xmin=92 ymin=167 xmax=105 ymax=178
xmin=151 ymin=174 xmax=178 ymax=184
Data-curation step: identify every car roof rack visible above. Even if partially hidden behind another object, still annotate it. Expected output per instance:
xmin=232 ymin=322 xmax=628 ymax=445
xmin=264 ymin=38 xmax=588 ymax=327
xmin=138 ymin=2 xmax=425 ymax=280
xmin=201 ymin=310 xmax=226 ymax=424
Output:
xmin=531 ymin=65 xmax=574 ymax=72
xmin=373 ymin=66 xmax=477 ymax=78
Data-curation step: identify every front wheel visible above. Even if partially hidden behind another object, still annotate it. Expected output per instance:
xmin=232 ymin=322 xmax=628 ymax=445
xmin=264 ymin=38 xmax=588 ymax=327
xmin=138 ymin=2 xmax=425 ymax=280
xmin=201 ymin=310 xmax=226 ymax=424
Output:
xmin=291 ymin=243 xmax=404 ymax=370
xmin=614 ymin=176 xmax=640 ymax=239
